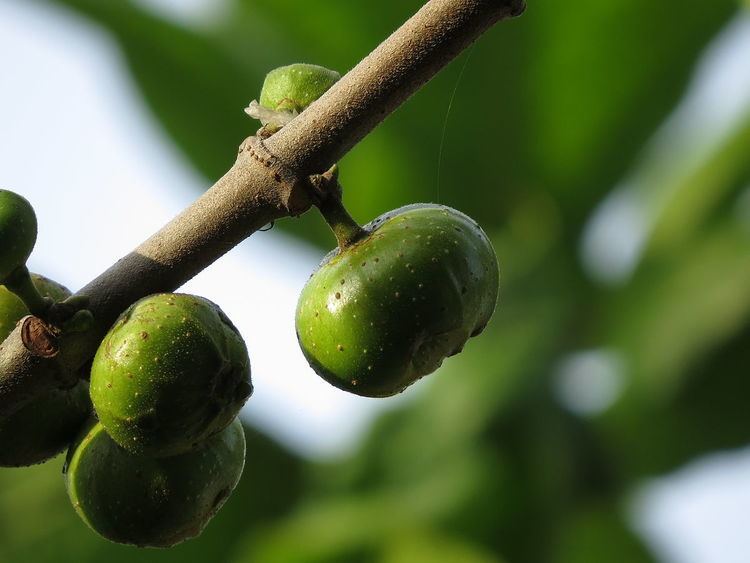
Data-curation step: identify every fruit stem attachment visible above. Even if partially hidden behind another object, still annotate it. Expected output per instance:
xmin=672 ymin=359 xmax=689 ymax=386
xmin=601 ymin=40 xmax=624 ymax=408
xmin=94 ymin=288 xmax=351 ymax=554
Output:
xmin=320 ymin=197 xmax=366 ymax=249
xmin=310 ymin=166 xmax=367 ymax=249
xmin=3 ymin=266 xmax=52 ymax=317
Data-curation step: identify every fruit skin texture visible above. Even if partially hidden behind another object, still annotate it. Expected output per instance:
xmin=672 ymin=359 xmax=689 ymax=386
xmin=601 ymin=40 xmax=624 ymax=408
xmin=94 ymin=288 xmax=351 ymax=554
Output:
xmin=296 ymin=203 xmax=499 ymax=398
xmin=259 ymin=63 xmax=341 ymax=113
xmin=90 ymin=293 xmax=251 ymax=457
xmin=0 ymin=190 xmax=37 ymax=282
xmin=0 ymin=274 xmax=91 ymax=467
xmin=64 ymin=417 xmax=246 ymax=548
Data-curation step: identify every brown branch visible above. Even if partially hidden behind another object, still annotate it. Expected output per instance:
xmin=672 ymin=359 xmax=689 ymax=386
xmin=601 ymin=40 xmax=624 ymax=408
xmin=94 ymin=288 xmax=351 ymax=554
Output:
xmin=0 ymin=0 xmax=525 ymax=411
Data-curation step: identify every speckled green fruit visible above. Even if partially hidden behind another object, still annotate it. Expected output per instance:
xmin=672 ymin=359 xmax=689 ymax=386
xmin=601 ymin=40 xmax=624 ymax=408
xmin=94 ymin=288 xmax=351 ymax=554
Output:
xmin=64 ymin=417 xmax=245 ymax=548
xmin=90 ymin=293 xmax=251 ymax=457
xmin=0 ymin=274 xmax=91 ymax=467
xmin=0 ymin=190 xmax=37 ymax=282
xmin=296 ymin=204 xmax=499 ymax=397
xmin=260 ymin=63 xmax=340 ymax=113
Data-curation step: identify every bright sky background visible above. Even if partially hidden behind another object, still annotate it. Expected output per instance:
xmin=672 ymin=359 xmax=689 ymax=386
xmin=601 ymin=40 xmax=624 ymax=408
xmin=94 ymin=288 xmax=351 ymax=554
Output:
xmin=2 ymin=1 xmax=750 ymax=561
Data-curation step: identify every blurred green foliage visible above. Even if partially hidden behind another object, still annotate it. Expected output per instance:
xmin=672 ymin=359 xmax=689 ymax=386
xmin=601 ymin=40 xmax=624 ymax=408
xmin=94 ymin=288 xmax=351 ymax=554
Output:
xmin=5 ymin=0 xmax=749 ymax=561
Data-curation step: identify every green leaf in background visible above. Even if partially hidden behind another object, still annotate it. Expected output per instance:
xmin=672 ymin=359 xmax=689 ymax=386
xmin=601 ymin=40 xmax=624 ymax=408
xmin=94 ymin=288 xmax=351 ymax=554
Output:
xmin=605 ymin=215 xmax=750 ymax=398
xmin=524 ymin=0 xmax=736 ymax=218
xmin=644 ymin=110 xmax=750 ymax=256
xmin=551 ymin=503 xmax=656 ymax=563
xmin=599 ymin=319 xmax=750 ymax=480
xmin=232 ymin=446 xmax=509 ymax=562
xmin=589 ymin=208 xmax=750 ymax=478
xmin=379 ymin=531 xmax=505 ymax=563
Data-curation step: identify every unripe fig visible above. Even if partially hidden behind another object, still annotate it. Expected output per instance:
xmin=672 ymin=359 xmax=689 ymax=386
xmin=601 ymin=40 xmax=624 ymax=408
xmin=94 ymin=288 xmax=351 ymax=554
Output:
xmin=0 ymin=274 xmax=91 ymax=467
xmin=0 ymin=190 xmax=37 ymax=282
xmin=296 ymin=204 xmax=499 ymax=397
xmin=259 ymin=63 xmax=340 ymax=113
xmin=64 ymin=417 xmax=246 ymax=548
xmin=90 ymin=293 xmax=251 ymax=457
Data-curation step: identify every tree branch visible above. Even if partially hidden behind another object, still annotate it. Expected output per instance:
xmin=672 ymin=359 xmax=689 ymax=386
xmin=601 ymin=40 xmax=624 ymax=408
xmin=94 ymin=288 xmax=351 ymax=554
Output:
xmin=0 ymin=0 xmax=525 ymax=411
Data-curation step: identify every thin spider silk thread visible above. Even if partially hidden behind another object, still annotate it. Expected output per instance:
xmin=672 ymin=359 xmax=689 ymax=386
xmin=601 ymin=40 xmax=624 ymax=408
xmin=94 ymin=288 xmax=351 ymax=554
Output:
xmin=436 ymin=43 xmax=475 ymax=204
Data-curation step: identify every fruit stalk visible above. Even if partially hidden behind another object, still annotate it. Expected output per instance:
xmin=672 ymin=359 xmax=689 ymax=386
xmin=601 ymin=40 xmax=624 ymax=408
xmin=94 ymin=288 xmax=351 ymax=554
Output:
xmin=316 ymin=194 xmax=367 ymax=249
xmin=2 ymin=266 xmax=51 ymax=318
xmin=309 ymin=166 xmax=367 ymax=249
xmin=0 ymin=0 xmax=525 ymax=415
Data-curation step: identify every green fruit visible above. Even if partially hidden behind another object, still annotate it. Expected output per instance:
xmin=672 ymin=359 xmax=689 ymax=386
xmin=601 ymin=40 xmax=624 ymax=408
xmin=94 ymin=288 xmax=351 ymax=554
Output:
xmin=296 ymin=204 xmax=499 ymax=397
xmin=64 ymin=417 xmax=246 ymax=548
xmin=259 ymin=63 xmax=340 ymax=113
xmin=0 ymin=190 xmax=37 ymax=282
xmin=0 ymin=274 xmax=91 ymax=467
xmin=90 ymin=293 xmax=252 ymax=457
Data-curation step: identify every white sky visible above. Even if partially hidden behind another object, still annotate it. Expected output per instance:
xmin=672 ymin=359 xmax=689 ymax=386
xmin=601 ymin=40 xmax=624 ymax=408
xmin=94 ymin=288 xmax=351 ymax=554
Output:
xmin=3 ymin=1 xmax=750 ymax=561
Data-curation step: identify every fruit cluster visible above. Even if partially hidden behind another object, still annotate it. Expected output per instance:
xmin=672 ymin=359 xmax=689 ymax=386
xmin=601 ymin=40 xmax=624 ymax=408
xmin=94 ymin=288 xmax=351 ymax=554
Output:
xmin=0 ymin=190 xmax=250 ymax=547
xmin=0 ymin=64 xmax=500 ymax=548
xmin=72 ymin=292 xmax=251 ymax=547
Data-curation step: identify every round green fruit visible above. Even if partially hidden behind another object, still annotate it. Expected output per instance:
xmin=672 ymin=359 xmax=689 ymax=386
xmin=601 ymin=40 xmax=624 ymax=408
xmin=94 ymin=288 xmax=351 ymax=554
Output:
xmin=0 ymin=274 xmax=91 ymax=467
xmin=0 ymin=190 xmax=37 ymax=282
xmin=64 ymin=417 xmax=246 ymax=548
xmin=260 ymin=63 xmax=340 ymax=113
xmin=296 ymin=203 xmax=499 ymax=397
xmin=90 ymin=293 xmax=252 ymax=457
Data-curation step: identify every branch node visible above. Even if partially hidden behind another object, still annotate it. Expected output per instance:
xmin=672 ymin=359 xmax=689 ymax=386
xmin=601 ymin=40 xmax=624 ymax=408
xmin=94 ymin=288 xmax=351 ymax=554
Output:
xmin=308 ymin=164 xmax=341 ymax=204
xmin=238 ymin=136 xmax=312 ymax=216
xmin=20 ymin=316 xmax=59 ymax=358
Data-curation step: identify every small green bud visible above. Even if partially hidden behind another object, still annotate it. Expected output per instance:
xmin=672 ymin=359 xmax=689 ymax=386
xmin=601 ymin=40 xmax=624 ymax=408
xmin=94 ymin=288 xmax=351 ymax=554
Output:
xmin=260 ymin=63 xmax=341 ymax=113
xmin=246 ymin=63 xmax=341 ymax=130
